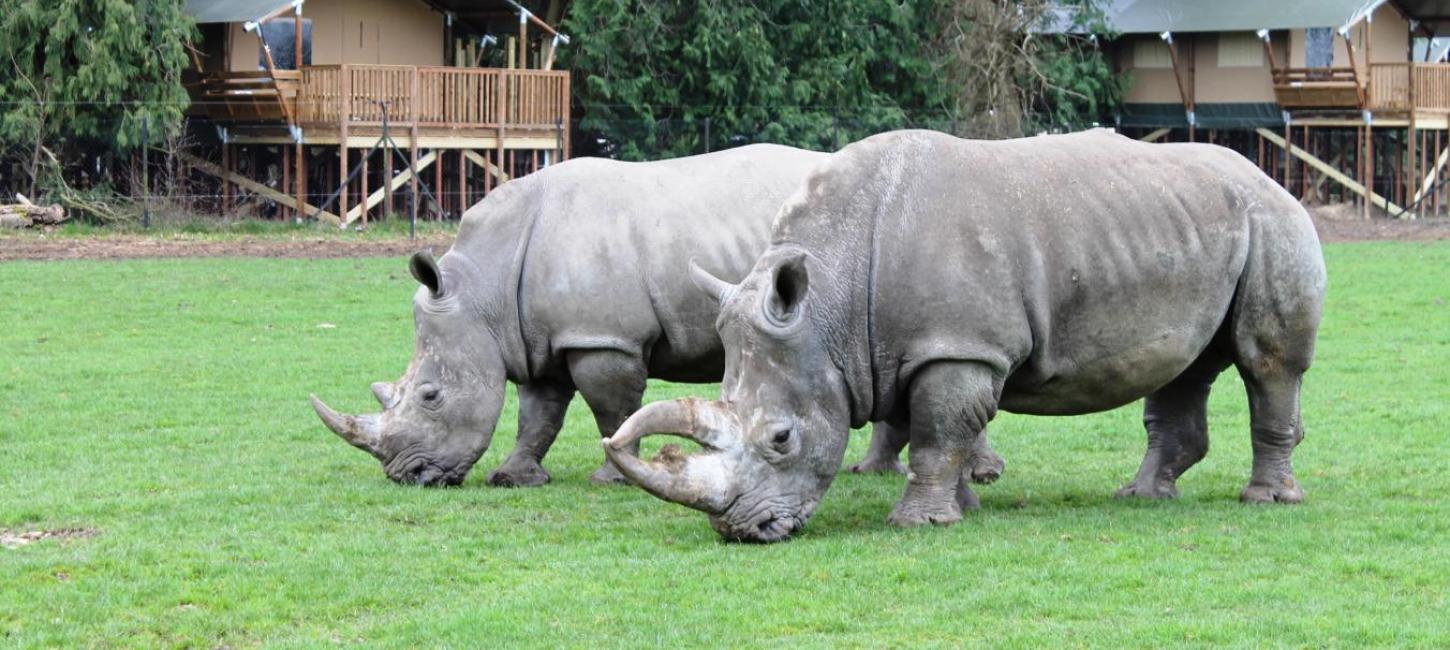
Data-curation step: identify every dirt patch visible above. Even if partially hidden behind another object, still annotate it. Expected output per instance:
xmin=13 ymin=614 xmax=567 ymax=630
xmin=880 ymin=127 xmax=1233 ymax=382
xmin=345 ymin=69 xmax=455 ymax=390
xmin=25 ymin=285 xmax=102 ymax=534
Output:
xmin=1309 ymin=203 xmax=1450 ymax=243
xmin=1 ymin=527 xmax=98 ymax=549
xmin=0 ymin=234 xmax=455 ymax=262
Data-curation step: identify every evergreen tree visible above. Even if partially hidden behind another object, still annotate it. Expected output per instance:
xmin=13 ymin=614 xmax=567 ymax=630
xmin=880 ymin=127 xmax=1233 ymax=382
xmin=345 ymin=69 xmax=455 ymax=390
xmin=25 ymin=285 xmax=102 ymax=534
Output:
xmin=0 ymin=0 xmax=195 ymax=192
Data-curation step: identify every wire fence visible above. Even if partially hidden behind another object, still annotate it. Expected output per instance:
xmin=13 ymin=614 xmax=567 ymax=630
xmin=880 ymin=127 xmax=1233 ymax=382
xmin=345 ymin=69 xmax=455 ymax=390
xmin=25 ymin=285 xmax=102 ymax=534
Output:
xmin=2 ymin=109 xmax=1117 ymax=227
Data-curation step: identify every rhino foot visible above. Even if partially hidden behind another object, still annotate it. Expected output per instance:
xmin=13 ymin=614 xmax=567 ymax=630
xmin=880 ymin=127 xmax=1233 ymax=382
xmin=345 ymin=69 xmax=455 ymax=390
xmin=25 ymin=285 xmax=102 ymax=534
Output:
xmin=1114 ymin=479 xmax=1180 ymax=499
xmin=1240 ymin=477 xmax=1303 ymax=504
xmin=888 ymin=479 xmax=970 ymax=528
xmin=967 ymin=449 xmax=1005 ymax=485
xmin=589 ymin=459 xmax=632 ymax=486
xmin=848 ymin=457 xmax=906 ymax=475
xmin=487 ymin=460 xmax=552 ymax=488
xmin=886 ymin=502 xmax=963 ymax=528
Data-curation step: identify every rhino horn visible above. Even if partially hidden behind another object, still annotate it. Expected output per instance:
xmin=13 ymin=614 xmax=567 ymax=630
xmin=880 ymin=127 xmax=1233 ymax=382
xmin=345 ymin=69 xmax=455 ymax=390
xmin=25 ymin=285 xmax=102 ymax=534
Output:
xmin=311 ymin=394 xmax=384 ymax=458
xmin=370 ymin=382 xmax=399 ymax=410
xmin=689 ymin=260 xmax=737 ymax=304
xmin=603 ymin=398 xmax=739 ymax=513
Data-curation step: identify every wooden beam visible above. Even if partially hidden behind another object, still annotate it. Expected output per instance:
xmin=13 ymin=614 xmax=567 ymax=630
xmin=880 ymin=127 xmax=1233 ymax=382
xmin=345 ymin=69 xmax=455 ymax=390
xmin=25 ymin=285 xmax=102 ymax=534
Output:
xmin=1413 ymin=140 xmax=1450 ymax=204
xmin=179 ymin=152 xmax=340 ymax=224
xmin=294 ymin=3 xmax=304 ymax=68
xmin=1164 ymin=36 xmax=1192 ymax=113
xmin=344 ymin=150 xmax=437 ymax=225
xmin=1341 ymin=30 xmax=1367 ymax=108
xmin=1139 ymin=128 xmax=1171 ymax=143
xmin=462 ymin=149 xmax=510 ymax=183
xmin=1256 ymin=127 xmax=1401 ymax=214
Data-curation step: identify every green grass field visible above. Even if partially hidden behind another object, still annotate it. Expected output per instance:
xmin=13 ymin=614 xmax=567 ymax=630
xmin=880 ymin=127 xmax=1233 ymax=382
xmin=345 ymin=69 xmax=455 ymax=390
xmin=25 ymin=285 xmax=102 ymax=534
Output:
xmin=2 ymin=242 xmax=1447 ymax=647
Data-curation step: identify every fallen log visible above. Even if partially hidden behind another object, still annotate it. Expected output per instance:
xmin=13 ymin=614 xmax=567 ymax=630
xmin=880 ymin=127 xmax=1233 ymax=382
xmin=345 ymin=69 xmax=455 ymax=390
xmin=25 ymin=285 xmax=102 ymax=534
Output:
xmin=0 ymin=196 xmax=66 ymax=228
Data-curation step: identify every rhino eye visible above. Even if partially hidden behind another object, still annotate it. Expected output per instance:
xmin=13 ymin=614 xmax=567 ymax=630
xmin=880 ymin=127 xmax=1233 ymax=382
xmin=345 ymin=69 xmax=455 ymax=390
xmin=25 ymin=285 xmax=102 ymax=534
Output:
xmin=419 ymin=386 xmax=441 ymax=402
xmin=771 ymin=428 xmax=791 ymax=445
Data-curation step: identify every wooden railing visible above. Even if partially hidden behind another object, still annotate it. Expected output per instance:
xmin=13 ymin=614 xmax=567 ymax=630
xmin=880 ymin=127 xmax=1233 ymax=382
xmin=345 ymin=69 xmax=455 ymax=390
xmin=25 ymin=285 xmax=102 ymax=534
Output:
xmin=1369 ymin=63 xmax=1412 ymax=110
xmin=1368 ymin=63 xmax=1450 ymax=111
xmin=297 ymin=64 xmax=569 ymax=129
xmin=1272 ymin=67 xmax=1359 ymax=86
xmin=187 ymin=70 xmax=301 ymax=123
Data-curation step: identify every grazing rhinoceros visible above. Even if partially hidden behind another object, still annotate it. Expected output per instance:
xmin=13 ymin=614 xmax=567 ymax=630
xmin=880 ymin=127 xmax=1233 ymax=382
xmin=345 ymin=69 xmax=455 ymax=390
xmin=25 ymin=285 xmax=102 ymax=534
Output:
xmin=604 ymin=129 xmax=1326 ymax=542
xmin=310 ymin=143 xmax=1005 ymax=487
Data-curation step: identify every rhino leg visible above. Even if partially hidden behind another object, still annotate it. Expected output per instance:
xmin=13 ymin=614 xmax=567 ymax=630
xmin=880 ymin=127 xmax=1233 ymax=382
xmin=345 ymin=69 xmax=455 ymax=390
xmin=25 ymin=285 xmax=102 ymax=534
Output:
xmin=488 ymin=380 xmax=574 ymax=488
xmin=567 ymin=349 xmax=647 ymax=486
xmin=849 ymin=422 xmax=908 ymax=475
xmin=1116 ymin=350 xmax=1229 ymax=499
xmin=887 ymin=361 xmax=1000 ymax=528
xmin=1238 ymin=371 xmax=1307 ymax=504
xmin=851 ymin=422 xmax=1005 ymax=482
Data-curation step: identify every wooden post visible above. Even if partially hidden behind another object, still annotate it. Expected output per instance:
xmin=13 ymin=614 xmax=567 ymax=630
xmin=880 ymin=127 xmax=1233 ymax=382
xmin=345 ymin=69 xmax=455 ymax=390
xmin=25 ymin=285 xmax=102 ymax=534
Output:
xmin=221 ymin=142 xmax=231 ymax=215
xmin=361 ymin=148 xmax=369 ymax=227
xmin=1366 ymin=125 xmax=1374 ymax=219
xmin=1163 ymin=33 xmax=1194 ymax=140
xmin=1437 ymin=131 xmax=1443 ymax=216
xmin=1366 ymin=16 xmax=1374 ymax=94
xmin=339 ymin=66 xmax=350 ymax=223
xmin=1301 ymin=125 xmax=1309 ymax=200
xmin=1284 ymin=122 xmax=1293 ymax=193
xmin=562 ymin=75 xmax=571 ymax=160
xmin=1409 ymin=69 xmax=1418 ymax=218
xmin=296 ymin=142 xmax=307 ymax=223
xmin=409 ymin=126 xmax=420 ymax=225
xmin=457 ymin=149 xmax=467 ymax=215
xmin=434 ymin=148 xmax=444 ymax=219
xmin=497 ymin=70 xmax=508 ymax=181
xmin=1357 ymin=125 xmax=1364 ymax=210
xmin=519 ymin=11 xmax=528 ymax=70
xmin=483 ymin=149 xmax=493 ymax=193
xmin=383 ymin=137 xmax=394 ymax=220
xmin=294 ymin=5 xmax=304 ymax=68
xmin=281 ymin=145 xmax=290 ymax=220
xmin=338 ymin=146 xmax=349 ymax=225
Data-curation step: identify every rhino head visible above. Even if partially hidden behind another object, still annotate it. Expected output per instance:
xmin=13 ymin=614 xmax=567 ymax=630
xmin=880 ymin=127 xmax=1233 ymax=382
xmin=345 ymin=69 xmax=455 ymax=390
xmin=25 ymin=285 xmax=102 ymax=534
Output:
xmin=311 ymin=251 xmax=507 ymax=487
xmin=603 ymin=249 xmax=852 ymax=542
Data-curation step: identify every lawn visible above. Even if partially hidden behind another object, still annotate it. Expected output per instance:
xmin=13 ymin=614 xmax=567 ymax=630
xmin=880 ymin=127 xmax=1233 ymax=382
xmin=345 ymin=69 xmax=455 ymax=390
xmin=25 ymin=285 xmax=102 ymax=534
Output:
xmin=2 ymin=242 xmax=1447 ymax=647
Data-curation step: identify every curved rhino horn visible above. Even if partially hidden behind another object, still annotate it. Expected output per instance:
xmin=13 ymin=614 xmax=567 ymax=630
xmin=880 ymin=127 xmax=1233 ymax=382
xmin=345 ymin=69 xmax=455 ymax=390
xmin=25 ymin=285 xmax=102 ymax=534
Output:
xmin=311 ymin=394 xmax=384 ymax=458
xmin=603 ymin=398 xmax=740 ymax=513
xmin=689 ymin=260 xmax=737 ymax=305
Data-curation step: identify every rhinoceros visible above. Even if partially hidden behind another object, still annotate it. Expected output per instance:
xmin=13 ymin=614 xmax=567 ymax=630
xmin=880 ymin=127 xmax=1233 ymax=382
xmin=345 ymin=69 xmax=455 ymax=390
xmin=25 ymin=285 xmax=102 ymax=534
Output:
xmin=310 ymin=143 xmax=1005 ymax=487
xmin=604 ymin=129 xmax=1327 ymax=542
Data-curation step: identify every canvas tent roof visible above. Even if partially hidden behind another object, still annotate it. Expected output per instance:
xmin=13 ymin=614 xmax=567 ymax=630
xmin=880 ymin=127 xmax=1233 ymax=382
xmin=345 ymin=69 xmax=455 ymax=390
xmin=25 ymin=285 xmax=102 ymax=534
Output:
xmin=183 ymin=0 xmax=298 ymax=25
xmin=1040 ymin=0 xmax=1406 ymax=35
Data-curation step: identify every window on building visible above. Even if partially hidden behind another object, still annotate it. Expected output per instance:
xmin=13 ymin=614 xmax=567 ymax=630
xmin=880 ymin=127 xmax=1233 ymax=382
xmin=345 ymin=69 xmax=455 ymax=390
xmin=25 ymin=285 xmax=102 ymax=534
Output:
xmin=1218 ymin=32 xmax=1264 ymax=67
xmin=1305 ymin=27 xmax=1334 ymax=68
xmin=1133 ymin=38 xmax=1173 ymax=68
xmin=258 ymin=18 xmax=312 ymax=70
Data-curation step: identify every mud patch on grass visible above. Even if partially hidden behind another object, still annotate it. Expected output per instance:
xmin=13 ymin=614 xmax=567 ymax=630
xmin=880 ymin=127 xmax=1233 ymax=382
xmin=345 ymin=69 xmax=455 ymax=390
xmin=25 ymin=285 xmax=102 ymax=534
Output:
xmin=1 ymin=527 xmax=98 ymax=549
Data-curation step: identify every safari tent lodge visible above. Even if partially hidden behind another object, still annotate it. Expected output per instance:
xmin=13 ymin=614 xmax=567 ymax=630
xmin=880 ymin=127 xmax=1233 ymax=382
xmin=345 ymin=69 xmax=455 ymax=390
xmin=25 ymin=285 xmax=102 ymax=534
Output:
xmin=182 ymin=0 xmax=571 ymax=226
xmin=1046 ymin=0 xmax=1450 ymax=218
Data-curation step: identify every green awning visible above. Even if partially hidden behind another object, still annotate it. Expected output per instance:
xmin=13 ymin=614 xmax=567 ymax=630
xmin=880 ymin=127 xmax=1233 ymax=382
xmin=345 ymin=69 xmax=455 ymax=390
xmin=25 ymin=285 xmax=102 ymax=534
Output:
xmin=1118 ymin=103 xmax=1285 ymax=129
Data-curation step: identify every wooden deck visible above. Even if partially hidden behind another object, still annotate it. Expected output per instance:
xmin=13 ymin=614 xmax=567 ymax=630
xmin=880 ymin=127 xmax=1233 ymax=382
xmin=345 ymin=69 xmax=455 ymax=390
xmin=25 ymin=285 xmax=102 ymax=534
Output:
xmin=1273 ymin=63 xmax=1450 ymax=121
xmin=187 ymin=64 xmax=570 ymax=149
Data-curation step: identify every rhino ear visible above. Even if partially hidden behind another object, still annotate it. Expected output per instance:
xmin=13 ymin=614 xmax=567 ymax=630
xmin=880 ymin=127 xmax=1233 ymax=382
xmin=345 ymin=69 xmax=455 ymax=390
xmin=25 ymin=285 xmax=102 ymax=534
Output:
xmin=764 ymin=251 xmax=808 ymax=328
xmin=410 ymin=250 xmax=443 ymax=297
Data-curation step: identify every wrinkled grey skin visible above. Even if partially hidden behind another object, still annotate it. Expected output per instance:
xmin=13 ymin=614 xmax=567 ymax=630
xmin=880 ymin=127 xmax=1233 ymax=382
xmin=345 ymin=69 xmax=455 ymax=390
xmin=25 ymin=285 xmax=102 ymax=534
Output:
xmin=312 ymin=143 xmax=1003 ymax=486
xmin=605 ymin=129 xmax=1326 ymax=542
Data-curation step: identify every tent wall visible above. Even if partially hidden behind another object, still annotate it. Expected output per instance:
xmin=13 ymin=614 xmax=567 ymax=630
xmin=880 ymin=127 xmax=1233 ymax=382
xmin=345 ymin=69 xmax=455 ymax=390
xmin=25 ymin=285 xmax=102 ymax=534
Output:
xmin=225 ymin=0 xmax=445 ymax=71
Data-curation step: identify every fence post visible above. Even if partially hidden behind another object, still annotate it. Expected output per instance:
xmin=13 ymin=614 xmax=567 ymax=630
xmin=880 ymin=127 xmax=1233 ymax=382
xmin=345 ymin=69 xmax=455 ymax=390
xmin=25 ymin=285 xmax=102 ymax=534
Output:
xmin=141 ymin=120 xmax=150 ymax=229
xmin=704 ymin=117 xmax=711 ymax=153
